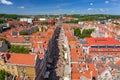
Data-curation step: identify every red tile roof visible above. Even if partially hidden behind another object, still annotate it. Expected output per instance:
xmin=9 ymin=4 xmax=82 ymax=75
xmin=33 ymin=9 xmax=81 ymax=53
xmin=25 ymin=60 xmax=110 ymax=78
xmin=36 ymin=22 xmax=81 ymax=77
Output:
xmin=6 ymin=37 xmax=25 ymax=42
xmin=0 ymin=53 xmax=36 ymax=66
xmin=83 ymin=38 xmax=120 ymax=46
xmin=116 ymin=60 xmax=120 ymax=65
xmin=72 ymin=73 xmax=81 ymax=79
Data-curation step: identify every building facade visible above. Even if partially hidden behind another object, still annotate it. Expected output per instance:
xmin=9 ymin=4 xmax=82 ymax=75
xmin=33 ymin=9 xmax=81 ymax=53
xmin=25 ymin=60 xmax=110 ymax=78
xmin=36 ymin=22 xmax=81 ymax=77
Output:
xmin=0 ymin=53 xmax=42 ymax=80
xmin=80 ymin=38 xmax=120 ymax=55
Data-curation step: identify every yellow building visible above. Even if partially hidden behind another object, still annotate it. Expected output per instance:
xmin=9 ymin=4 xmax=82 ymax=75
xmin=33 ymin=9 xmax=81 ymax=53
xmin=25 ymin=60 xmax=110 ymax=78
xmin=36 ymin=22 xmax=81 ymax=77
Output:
xmin=0 ymin=52 xmax=41 ymax=80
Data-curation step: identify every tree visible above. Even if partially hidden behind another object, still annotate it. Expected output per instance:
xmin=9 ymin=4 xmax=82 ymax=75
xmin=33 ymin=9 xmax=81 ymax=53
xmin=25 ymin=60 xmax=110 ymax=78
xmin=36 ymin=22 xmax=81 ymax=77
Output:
xmin=0 ymin=70 xmax=12 ymax=80
xmin=74 ymin=28 xmax=95 ymax=38
xmin=33 ymin=28 xmax=39 ymax=33
xmin=20 ymin=31 xmax=28 ymax=35
xmin=113 ymin=22 xmax=120 ymax=26
xmin=0 ymin=14 xmax=29 ymax=19
xmin=9 ymin=45 xmax=29 ymax=54
xmin=74 ymin=28 xmax=81 ymax=36
xmin=0 ymin=20 xmax=4 ymax=24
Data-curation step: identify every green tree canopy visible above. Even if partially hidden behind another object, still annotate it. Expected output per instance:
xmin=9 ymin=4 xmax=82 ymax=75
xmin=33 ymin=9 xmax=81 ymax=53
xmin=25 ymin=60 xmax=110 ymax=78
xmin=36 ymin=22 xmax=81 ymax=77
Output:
xmin=20 ymin=31 xmax=28 ymax=35
xmin=0 ymin=70 xmax=12 ymax=80
xmin=9 ymin=45 xmax=29 ymax=54
xmin=74 ymin=28 xmax=81 ymax=36
xmin=74 ymin=28 xmax=95 ymax=38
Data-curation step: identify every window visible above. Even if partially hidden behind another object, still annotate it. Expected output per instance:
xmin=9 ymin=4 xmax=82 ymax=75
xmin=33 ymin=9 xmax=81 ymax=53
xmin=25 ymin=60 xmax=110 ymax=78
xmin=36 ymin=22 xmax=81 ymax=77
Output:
xmin=115 ymin=49 xmax=118 ymax=51
xmin=7 ymin=65 xmax=10 ymax=70
xmin=18 ymin=67 xmax=23 ymax=71
xmin=115 ymin=46 xmax=120 ymax=48
xmin=8 ymin=71 xmax=10 ymax=73
xmin=99 ymin=46 xmax=106 ymax=48
xmin=12 ymin=72 xmax=15 ymax=75
xmin=20 ymin=72 xmax=22 ymax=77
xmin=91 ymin=46 xmax=98 ymax=48
xmin=76 ymin=50 xmax=78 ymax=52
xmin=98 ymin=49 xmax=102 ymax=51
xmin=12 ymin=65 xmax=14 ymax=69
xmin=107 ymin=46 xmax=114 ymax=48
xmin=2 ymin=65 xmax=4 ymax=69
xmin=24 ymin=67 xmax=26 ymax=72
xmin=107 ymin=49 xmax=110 ymax=52
xmin=92 ymin=49 xmax=96 ymax=52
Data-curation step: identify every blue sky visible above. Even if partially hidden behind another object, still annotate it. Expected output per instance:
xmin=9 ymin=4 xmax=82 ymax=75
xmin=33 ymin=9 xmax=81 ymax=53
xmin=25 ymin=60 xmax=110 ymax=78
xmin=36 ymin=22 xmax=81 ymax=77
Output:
xmin=0 ymin=0 xmax=120 ymax=15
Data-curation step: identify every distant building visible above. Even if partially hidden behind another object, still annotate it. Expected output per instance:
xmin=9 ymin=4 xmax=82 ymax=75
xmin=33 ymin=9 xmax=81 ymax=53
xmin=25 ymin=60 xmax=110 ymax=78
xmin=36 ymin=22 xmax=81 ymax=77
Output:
xmin=78 ymin=21 xmax=84 ymax=25
xmin=39 ymin=18 xmax=46 ymax=21
xmin=63 ymin=17 xmax=74 ymax=21
xmin=20 ymin=18 xmax=33 ymax=24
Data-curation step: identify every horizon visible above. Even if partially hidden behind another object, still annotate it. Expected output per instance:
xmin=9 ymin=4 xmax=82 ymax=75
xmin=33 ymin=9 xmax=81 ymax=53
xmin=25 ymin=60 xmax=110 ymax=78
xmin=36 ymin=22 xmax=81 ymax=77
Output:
xmin=0 ymin=0 xmax=120 ymax=15
xmin=1 ymin=13 xmax=120 ymax=16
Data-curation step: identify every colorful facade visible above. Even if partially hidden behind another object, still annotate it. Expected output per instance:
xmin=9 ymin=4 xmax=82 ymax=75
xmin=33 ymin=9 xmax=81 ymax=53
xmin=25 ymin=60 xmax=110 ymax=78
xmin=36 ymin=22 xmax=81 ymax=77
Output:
xmin=0 ymin=53 xmax=41 ymax=80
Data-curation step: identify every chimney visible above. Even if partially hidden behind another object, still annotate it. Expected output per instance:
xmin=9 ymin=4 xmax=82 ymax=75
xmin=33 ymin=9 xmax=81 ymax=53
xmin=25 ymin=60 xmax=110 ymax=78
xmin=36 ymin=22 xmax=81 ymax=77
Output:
xmin=32 ymin=48 xmax=34 ymax=53
xmin=11 ymin=30 xmax=13 ymax=35
xmin=17 ymin=32 xmax=20 ymax=36
xmin=6 ymin=52 xmax=11 ymax=60
xmin=0 ymin=54 xmax=7 ymax=63
xmin=90 ymin=71 xmax=93 ymax=80
xmin=38 ymin=44 xmax=40 ymax=48
xmin=86 ymin=64 xmax=88 ymax=70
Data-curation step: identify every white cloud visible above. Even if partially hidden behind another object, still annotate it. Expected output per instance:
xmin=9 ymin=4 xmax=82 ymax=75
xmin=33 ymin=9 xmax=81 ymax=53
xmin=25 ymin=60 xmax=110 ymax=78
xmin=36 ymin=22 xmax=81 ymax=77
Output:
xmin=106 ymin=8 xmax=110 ymax=11
xmin=90 ymin=3 xmax=93 ymax=6
xmin=18 ymin=6 xmax=25 ymax=9
xmin=98 ymin=8 xmax=110 ymax=13
xmin=105 ymin=1 xmax=109 ymax=4
xmin=99 ymin=8 xmax=105 ymax=12
xmin=71 ymin=10 xmax=75 ymax=13
xmin=87 ymin=8 xmax=93 ymax=11
xmin=0 ymin=0 xmax=13 ymax=5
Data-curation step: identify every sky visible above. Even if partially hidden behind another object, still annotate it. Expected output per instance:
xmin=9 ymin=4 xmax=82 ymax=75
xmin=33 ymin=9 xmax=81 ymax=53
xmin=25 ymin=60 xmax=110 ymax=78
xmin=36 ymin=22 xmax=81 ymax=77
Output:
xmin=0 ymin=0 xmax=120 ymax=15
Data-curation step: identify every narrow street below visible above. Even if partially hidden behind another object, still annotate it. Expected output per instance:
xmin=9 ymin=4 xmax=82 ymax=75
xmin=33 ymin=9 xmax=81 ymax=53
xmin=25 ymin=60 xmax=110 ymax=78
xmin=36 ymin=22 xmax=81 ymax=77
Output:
xmin=46 ymin=24 xmax=71 ymax=80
